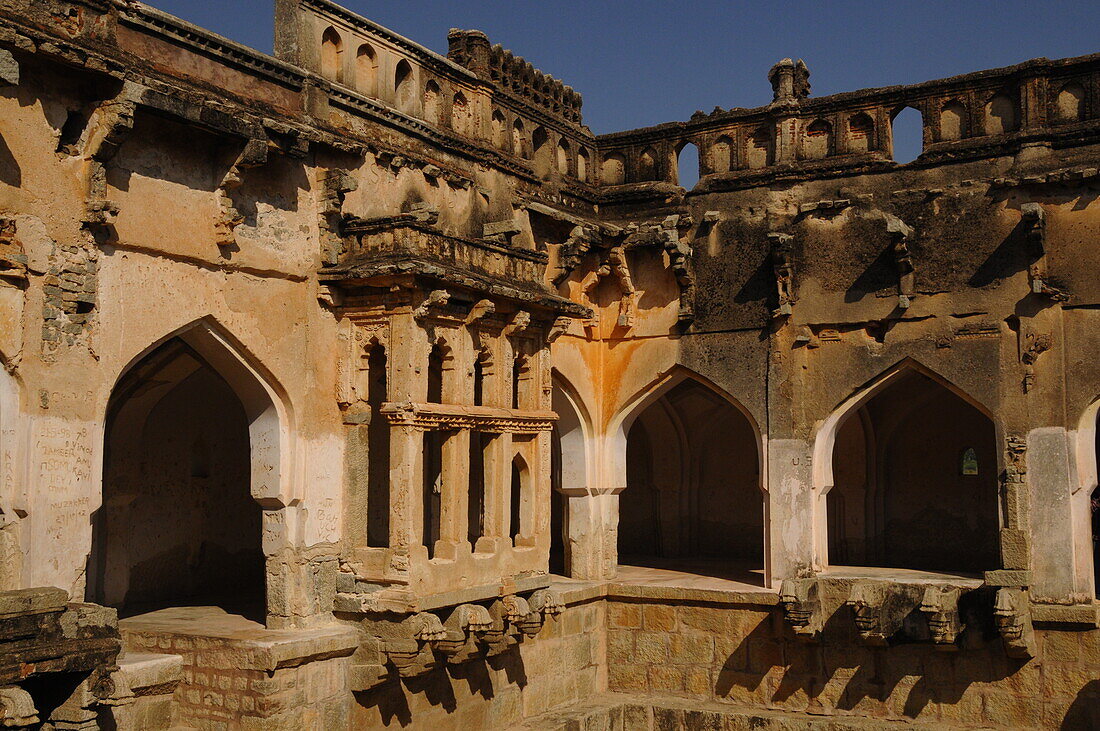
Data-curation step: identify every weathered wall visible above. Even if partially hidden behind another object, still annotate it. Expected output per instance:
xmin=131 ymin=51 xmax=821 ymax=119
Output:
xmin=606 ymin=595 xmax=1100 ymax=728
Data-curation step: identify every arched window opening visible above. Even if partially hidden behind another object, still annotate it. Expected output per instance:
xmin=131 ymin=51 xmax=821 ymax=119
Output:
xmin=890 ymin=106 xmax=923 ymax=164
xmin=1056 ymin=82 xmax=1086 ymax=124
xmin=394 ymin=59 xmax=415 ymax=113
xmin=468 ymin=434 xmax=494 ymax=548
xmin=511 ymin=352 xmax=530 ymax=410
xmin=452 ymin=92 xmax=473 ymax=135
xmin=711 ymin=135 xmax=732 ymax=174
xmin=492 ymin=110 xmax=508 ymax=151
xmin=422 ymin=79 xmax=442 ymax=125
xmin=746 ymin=125 xmax=773 ymax=169
xmin=556 ymin=138 xmax=571 ymax=177
xmin=637 ymin=147 xmax=658 ymax=181
xmin=940 ymin=100 xmax=967 ymax=141
xmin=356 ymin=44 xmax=377 ymax=96
xmin=473 ymin=349 xmax=490 ymax=407
xmin=321 ymin=27 xmax=343 ymax=83
xmin=510 ymin=454 xmax=532 ymax=543
xmin=847 ymin=112 xmax=874 ymax=154
xmin=422 ymin=430 xmax=445 ymax=558
xmin=94 ymin=336 xmax=266 ymax=620
xmin=620 ymin=379 xmax=763 ymax=584
xmin=802 ymin=119 xmax=831 ymax=160
xmin=676 ymin=141 xmax=700 ymax=189
xmin=986 ymin=93 xmax=1019 ymax=135
xmin=826 ymin=368 xmax=999 ymax=573
xmin=577 ymin=148 xmax=590 ymax=182
xmin=532 ymin=127 xmax=552 ymax=178
xmin=366 ymin=343 xmax=390 ymax=547
xmin=512 ymin=119 xmax=528 ymax=159
xmin=602 ymin=153 xmax=625 ymax=185
xmin=427 ymin=343 xmax=447 ymax=404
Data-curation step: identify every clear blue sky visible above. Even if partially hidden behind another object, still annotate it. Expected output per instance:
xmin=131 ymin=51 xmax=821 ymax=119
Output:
xmin=149 ymin=0 xmax=1097 ymax=179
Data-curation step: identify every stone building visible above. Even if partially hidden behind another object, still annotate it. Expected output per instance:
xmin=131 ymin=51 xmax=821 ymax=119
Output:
xmin=0 ymin=0 xmax=1098 ymax=728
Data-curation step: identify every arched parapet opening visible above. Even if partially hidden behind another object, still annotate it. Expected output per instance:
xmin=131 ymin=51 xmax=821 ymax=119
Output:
xmin=93 ymin=317 xmax=296 ymax=624
xmin=608 ymin=365 xmax=766 ymax=585
xmin=320 ymin=27 xmax=344 ymax=83
xmin=812 ymin=358 xmax=1002 ymax=575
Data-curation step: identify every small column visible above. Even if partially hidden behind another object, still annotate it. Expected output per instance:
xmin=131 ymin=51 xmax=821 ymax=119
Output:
xmin=389 ymin=423 xmax=425 ymax=563
xmin=565 ymin=490 xmax=619 ymax=580
xmin=475 ymin=431 xmax=512 ymax=553
xmin=767 ymin=438 xmax=816 ymax=586
xmin=435 ymin=428 xmax=470 ymax=560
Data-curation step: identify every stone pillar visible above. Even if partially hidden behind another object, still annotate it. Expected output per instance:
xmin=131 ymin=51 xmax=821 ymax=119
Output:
xmin=389 ymin=424 xmax=424 ymax=556
xmin=475 ymin=431 xmax=512 ymax=553
xmin=1027 ymin=427 xmax=1079 ymax=599
xmin=436 ymin=428 xmax=469 ymax=560
xmin=564 ymin=490 xmax=618 ymax=581
xmin=767 ymin=439 xmax=816 ymax=584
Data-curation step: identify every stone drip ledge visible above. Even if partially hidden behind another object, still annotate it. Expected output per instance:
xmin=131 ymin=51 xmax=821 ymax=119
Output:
xmin=550 ymin=580 xmax=780 ymax=609
xmin=516 ymin=692 xmax=948 ymax=730
xmin=119 ymin=618 xmax=359 ymax=672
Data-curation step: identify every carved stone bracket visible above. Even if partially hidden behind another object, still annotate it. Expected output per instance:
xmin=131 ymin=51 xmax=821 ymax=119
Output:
xmin=0 ymin=219 xmax=28 ymax=287
xmin=885 ymin=214 xmax=916 ymax=309
xmin=778 ymin=578 xmax=824 ymax=642
xmin=1020 ymin=203 xmax=1067 ymax=301
xmin=81 ymin=90 xmax=139 ymax=236
xmin=319 ymin=169 xmax=358 ymax=265
xmin=545 ymin=316 xmax=571 ymax=343
xmin=465 ymin=299 xmax=496 ymax=325
xmin=214 ymin=137 xmax=269 ymax=248
xmin=1020 ymin=332 xmax=1053 ymax=393
xmin=553 ymin=225 xmax=600 ymax=286
xmin=994 ymin=587 xmax=1036 ymax=658
xmin=579 ymin=244 xmax=636 ymax=334
xmin=413 ymin=289 xmax=451 ymax=320
xmin=483 ymin=218 xmax=522 ymax=246
xmin=0 ymin=686 xmax=39 ymax=729
xmin=919 ymin=586 xmax=964 ymax=650
xmin=845 ymin=580 xmax=927 ymax=646
xmin=768 ymin=232 xmax=795 ymax=319
xmin=0 ymin=50 xmax=19 ymax=87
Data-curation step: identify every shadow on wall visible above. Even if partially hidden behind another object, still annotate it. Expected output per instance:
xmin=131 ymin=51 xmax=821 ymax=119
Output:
xmin=352 ymin=647 xmax=528 ymax=727
xmin=1062 ymin=679 xmax=1100 ymax=729
xmin=716 ymin=606 xmax=1020 ymax=721
xmin=0 ymin=131 xmax=19 ymax=188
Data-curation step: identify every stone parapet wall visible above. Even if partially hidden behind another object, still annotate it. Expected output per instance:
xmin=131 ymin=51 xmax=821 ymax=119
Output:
xmin=605 ymin=596 xmax=1100 ymax=728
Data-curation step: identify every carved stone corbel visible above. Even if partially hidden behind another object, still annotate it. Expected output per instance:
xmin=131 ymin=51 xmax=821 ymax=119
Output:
xmin=528 ymin=589 xmax=564 ymax=620
xmin=778 ymin=578 xmax=824 ymax=642
xmin=82 ymin=92 xmax=138 ymax=235
xmin=553 ymin=225 xmax=599 ymax=286
xmin=414 ymin=289 xmax=451 ymax=320
xmin=919 ymin=586 xmax=964 ymax=650
xmin=465 ymin=299 xmax=496 ymax=325
xmin=1020 ymin=332 xmax=1052 ymax=393
xmin=483 ymin=218 xmax=522 ymax=246
xmin=502 ymin=594 xmax=542 ymax=638
xmin=0 ymin=686 xmax=39 ymax=729
xmin=319 ymin=169 xmax=358 ymax=265
xmin=0 ymin=50 xmax=19 ymax=87
xmin=768 ymin=233 xmax=795 ymax=318
xmin=885 ymin=215 xmax=916 ymax=309
xmin=994 ymin=587 xmax=1036 ymax=658
xmin=214 ymin=137 xmax=269 ymax=248
xmin=545 ymin=316 xmax=571 ymax=343
xmin=845 ymin=580 xmax=926 ymax=646
xmin=0 ymin=219 xmax=28 ymax=287
xmin=660 ymin=216 xmax=696 ymax=326
xmin=1020 ymin=203 xmax=1067 ymax=301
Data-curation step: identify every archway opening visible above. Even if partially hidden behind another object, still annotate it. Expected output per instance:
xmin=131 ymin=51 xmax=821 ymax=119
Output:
xmin=891 ymin=106 xmax=923 ymax=163
xmin=549 ymin=379 xmax=585 ymax=576
xmin=321 ymin=27 xmax=343 ymax=83
xmin=827 ymin=368 xmax=999 ymax=574
xmin=95 ymin=337 xmax=265 ymax=620
xmin=1093 ymin=410 xmax=1099 ymax=598
xmin=676 ymin=142 xmax=699 ymax=189
xmin=619 ymin=379 xmax=763 ymax=584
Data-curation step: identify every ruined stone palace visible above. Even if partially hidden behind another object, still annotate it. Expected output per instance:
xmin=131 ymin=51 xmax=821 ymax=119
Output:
xmin=0 ymin=0 xmax=1098 ymax=728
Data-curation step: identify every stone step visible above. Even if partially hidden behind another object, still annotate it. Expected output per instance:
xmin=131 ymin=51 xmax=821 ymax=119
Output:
xmin=519 ymin=693 xmax=989 ymax=730
xmin=105 ymin=652 xmax=185 ymax=731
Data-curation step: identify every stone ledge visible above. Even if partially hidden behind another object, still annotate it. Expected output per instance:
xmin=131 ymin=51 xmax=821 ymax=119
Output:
xmin=549 ymin=579 xmax=779 ymax=609
xmin=517 ymin=691 xmax=947 ymax=730
xmin=116 ymin=652 xmax=183 ymax=694
xmin=1031 ymin=602 xmax=1100 ymax=627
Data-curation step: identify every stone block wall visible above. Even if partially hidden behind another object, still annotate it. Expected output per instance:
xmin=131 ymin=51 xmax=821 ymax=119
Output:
xmin=605 ymin=598 xmax=1100 ymax=728
xmin=351 ymin=596 xmax=605 ymax=728
xmin=122 ymin=631 xmax=353 ymax=730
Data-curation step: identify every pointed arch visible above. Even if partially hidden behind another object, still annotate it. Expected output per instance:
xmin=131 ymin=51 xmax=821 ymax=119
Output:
xmin=510 ymin=452 xmax=532 ymax=542
xmin=1073 ymin=396 xmax=1100 ymax=597
xmin=107 ymin=317 xmax=293 ymax=508
xmin=356 ymin=44 xmax=377 ymax=96
xmin=551 ymin=370 xmax=593 ymax=495
xmin=637 ymin=147 xmax=658 ymax=181
xmin=394 ymin=59 xmax=415 ymax=113
xmin=320 ymin=27 xmax=343 ymax=83
xmin=813 ymin=357 xmax=1000 ymax=572
xmin=611 ymin=366 xmax=765 ymax=580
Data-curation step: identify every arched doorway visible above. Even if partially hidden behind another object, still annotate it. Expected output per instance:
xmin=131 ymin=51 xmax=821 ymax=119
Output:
xmin=619 ymin=378 xmax=763 ymax=581
xmin=92 ymin=327 xmax=280 ymax=620
xmin=1093 ymin=410 xmax=1099 ymax=597
xmin=549 ymin=377 xmax=588 ymax=576
xmin=826 ymin=367 xmax=999 ymax=573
